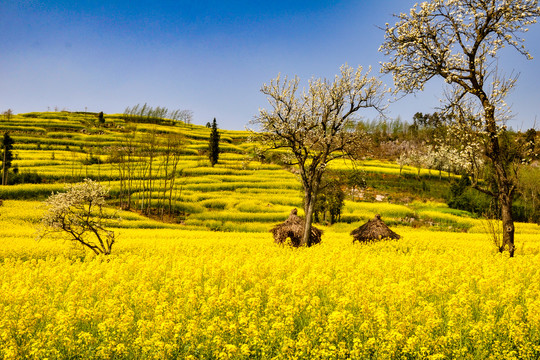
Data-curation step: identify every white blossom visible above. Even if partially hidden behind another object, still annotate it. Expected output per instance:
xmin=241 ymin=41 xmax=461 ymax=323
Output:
xmin=250 ymin=64 xmax=387 ymax=245
xmin=36 ymin=179 xmax=118 ymax=255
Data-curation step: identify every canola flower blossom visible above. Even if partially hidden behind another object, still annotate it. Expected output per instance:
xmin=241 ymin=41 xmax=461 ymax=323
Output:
xmin=1 ymin=200 xmax=540 ymax=359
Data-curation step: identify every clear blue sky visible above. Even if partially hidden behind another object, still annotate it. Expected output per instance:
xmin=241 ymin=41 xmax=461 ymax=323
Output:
xmin=1 ymin=0 xmax=539 ymax=130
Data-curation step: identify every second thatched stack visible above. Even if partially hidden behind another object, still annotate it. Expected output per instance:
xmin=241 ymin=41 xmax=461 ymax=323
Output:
xmin=270 ymin=208 xmax=323 ymax=247
xmin=350 ymin=214 xmax=401 ymax=243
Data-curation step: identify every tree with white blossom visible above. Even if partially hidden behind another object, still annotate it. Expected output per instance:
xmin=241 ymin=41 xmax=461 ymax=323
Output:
xmin=252 ymin=65 xmax=386 ymax=246
xmin=380 ymin=0 xmax=540 ymax=256
xmin=36 ymin=179 xmax=118 ymax=255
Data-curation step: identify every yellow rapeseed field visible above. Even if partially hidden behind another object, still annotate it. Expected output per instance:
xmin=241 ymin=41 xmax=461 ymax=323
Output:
xmin=1 ymin=200 xmax=540 ymax=359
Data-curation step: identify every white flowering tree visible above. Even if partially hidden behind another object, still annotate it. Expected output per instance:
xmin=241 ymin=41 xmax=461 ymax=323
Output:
xmin=252 ymin=64 xmax=386 ymax=246
xmin=380 ymin=0 xmax=540 ymax=256
xmin=36 ymin=179 xmax=118 ymax=255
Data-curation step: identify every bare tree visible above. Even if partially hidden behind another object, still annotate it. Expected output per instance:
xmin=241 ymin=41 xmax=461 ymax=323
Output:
xmin=380 ymin=0 xmax=540 ymax=257
xmin=122 ymin=126 xmax=139 ymax=210
xmin=252 ymin=64 xmax=386 ymax=246
xmin=2 ymin=109 xmax=13 ymax=121
xmin=161 ymin=133 xmax=183 ymax=219
xmin=36 ymin=179 xmax=118 ymax=255
xmin=114 ymin=128 xmax=137 ymax=211
xmin=140 ymin=129 xmax=158 ymax=215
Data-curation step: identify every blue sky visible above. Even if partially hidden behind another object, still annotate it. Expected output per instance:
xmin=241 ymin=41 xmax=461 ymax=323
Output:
xmin=1 ymin=0 xmax=539 ymax=130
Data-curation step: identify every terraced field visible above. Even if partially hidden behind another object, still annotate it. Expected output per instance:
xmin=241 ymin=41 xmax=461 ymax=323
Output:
xmin=1 ymin=111 xmax=478 ymax=233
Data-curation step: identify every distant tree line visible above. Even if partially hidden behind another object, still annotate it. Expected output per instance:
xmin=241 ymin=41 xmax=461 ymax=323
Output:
xmin=123 ymin=104 xmax=193 ymax=126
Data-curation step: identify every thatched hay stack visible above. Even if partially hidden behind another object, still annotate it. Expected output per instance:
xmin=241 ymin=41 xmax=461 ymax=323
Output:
xmin=270 ymin=208 xmax=323 ymax=247
xmin=350 ymin=214 xmax=401 ymax=243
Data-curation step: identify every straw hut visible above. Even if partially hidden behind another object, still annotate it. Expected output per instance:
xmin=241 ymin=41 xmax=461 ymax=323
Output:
xmin=270 ymin=208 xmax=323 ymax=247
xmin=350 ymin=214 xmax=401 ymax=243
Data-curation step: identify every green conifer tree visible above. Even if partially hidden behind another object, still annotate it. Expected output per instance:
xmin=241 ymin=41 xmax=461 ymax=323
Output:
xmin=2 ymin=132 xmax=15 ymax=185
xmin=209 ymin=118 xmax=220 ymax=167
xmin=98 ymin=111 xmax=105 ymax=125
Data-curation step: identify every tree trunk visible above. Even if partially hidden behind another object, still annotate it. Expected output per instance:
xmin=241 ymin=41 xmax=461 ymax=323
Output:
xmin=500 ymin=187 xmax=515 ymax=257
xmin=301 ymin=194 xmax=315 ymax=246
xmin=301 ymin=171 xmax=322 ymax=246
xmin=485 ymin=104 xmax=515 ymax=257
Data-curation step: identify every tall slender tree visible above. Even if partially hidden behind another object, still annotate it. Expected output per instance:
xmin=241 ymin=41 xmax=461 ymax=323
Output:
xmin=98 ymin=111 xmax=105 ymax=125
xmin=1 ymin=132 xmax=15 ymax=185
xmin=209 ymin=118 xmax=220 ymax=167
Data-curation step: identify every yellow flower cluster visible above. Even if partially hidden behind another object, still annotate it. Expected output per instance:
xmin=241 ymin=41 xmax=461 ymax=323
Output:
xmin=1 ymin=202 xmax=540 ymax=359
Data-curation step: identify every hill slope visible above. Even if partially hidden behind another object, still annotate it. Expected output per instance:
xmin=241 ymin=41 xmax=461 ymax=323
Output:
xmin=0 ymin=111 xmax=495 ymax=232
